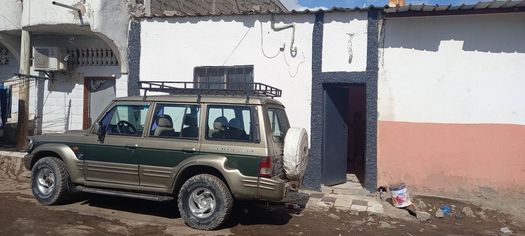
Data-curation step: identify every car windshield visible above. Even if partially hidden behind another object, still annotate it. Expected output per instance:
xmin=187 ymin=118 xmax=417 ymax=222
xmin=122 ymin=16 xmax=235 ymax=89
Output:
xmin=266 ymin=108 xmax=289 ymax=143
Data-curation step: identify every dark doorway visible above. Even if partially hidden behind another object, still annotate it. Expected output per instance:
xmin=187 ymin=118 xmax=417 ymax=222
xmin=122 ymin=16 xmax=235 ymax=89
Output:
xmin=83 ymin=78 xmax=116 ymax=129
xmin=322 ymin=84 xmax=366 ymax=186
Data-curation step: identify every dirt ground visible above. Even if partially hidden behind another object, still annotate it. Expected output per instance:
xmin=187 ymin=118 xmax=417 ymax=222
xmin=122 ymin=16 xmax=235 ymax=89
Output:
xmin=1 ymin=156 xmax=524 ymax=235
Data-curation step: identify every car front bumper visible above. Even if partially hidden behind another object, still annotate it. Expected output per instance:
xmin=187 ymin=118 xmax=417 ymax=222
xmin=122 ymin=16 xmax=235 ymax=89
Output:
xmin=22 ymin=153 xmax=33 ymax=171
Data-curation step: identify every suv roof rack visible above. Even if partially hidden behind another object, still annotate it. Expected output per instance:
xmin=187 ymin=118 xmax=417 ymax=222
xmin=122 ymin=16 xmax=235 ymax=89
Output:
xmin=139 ymin=81 xmax=282 ymax=99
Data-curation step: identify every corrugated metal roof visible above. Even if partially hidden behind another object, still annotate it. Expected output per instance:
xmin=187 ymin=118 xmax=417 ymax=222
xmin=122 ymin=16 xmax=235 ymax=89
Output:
xmin=149 ymin=0 xmax=289 ymax=16
xmin=142 ymin=6 xmax=380 ymax=18
xmin=384 ymin=0 xmax=525 ymax=13
xmin=141 ymin=0 xmax=525 ymax=18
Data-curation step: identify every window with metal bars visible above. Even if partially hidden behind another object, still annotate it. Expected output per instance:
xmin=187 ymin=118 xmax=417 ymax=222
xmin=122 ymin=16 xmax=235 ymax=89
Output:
xmin=193 ymin=65 xmax=254 ymax=90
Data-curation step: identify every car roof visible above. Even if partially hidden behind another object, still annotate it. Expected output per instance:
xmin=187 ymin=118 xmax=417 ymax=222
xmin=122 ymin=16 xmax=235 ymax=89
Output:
xmin=114 ymin=95 xmax=285 ymax=107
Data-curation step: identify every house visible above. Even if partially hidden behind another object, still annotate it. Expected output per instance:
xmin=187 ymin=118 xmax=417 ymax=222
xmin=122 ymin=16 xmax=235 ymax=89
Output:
xmin=0 ymin=0 xmax=133 ymax=141
xmin=131 ymin=1 xmax=525 ymax=200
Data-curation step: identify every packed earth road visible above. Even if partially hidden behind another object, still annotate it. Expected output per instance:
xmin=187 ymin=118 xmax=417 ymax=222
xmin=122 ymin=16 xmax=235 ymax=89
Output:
xmin=1 ymin=153 xmax=524 ymax=236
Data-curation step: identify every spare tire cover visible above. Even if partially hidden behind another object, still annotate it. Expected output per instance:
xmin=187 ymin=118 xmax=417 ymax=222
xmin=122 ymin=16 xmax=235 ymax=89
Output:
xmin=283 ymin=127 xmax=309 ymax=181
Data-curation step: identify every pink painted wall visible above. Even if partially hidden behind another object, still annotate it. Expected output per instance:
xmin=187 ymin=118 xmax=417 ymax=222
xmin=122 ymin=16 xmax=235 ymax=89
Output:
xmin=378 ymin=121 xmax=525 ymax=196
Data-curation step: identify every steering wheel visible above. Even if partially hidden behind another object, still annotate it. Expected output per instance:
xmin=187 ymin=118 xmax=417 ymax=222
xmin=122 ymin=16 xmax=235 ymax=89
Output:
xmin=116 ymin=120 xmax=138 ymax=135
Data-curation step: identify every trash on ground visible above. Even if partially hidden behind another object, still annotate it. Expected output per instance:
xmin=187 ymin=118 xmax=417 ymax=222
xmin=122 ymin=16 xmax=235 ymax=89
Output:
xmin=439 ymin=205 xmax=451 ymax=215
xmin=500 ymin=226 xmax=513 ymax=234
xmin=389 ymin=183 xmax=412 ymax=208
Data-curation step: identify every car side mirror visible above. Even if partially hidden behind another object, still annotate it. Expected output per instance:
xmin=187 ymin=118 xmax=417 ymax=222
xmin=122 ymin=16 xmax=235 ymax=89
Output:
xmin=97 ymin=121 xmax=106 ymax=143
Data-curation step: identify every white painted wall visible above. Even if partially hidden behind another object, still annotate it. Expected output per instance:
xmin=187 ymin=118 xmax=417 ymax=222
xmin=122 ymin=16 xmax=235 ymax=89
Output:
xmin=378 ymin=13 xmax=525 ymax=125
xmin=322 ymin=12 xmax=368 ymax=72
xmin=5 ymin=36 xmax=124 ymax=133
xmin=0 ymin=0 xmax=22 ymax=31
xmin=19 ymin=0 xmax=131 ymax=73
xmin=140 ymin=14 xmax=317 ymax=134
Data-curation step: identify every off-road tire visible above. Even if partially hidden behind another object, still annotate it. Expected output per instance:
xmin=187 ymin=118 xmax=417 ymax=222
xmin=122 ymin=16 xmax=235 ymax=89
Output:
xmin=178 ymin=174 xmax=233 ymax=230
xmin=31 ymin=157 xmax=71 ymax=205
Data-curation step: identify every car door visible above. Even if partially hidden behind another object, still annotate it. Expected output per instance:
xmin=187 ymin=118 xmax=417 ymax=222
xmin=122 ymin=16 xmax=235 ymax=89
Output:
xmin=82 ymin=102 xmax=151 ymax=186
xmin=138 ymin=102 xmax=202 ymax=189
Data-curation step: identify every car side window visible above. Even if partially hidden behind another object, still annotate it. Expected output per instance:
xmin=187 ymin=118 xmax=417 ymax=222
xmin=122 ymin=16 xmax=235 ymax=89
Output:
xmin=93 ymin=107 xmax=115 ymax=135
xmin=149 ymin=104 xmax=200 ymax=139
xmin=106 ymin=105 xmax=150 ymax=136
xmin=267 ymin=108 xmax=290 ymax=143
xmin=207 ymin=105 xmax=254 ymax=142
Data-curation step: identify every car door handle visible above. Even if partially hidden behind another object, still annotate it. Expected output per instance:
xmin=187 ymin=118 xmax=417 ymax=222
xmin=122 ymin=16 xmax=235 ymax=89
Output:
xmin=183 ymin=147 xmax=196 ymax=153
xmin=125 ymin=144 xmax=139 ymax=149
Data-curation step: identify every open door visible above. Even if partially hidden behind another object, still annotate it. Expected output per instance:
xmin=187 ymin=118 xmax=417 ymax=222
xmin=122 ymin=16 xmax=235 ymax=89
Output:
xmin=322 ymin=86 xmax=349 ymax=186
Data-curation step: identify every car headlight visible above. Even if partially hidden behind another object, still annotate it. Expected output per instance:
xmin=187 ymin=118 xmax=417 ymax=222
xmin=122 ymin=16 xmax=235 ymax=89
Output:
xmin=27 ymin=138 xmax=35 ymax=153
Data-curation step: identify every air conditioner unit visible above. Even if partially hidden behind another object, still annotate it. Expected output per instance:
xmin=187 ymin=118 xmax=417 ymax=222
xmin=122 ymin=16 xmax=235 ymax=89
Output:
xmin=32 ymin=47 xmax=67 ymax=71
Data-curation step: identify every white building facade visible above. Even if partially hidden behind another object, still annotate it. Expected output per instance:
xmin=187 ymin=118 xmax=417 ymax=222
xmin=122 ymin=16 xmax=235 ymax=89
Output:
xmin=0 ymin=0 xmax=134 ymax=138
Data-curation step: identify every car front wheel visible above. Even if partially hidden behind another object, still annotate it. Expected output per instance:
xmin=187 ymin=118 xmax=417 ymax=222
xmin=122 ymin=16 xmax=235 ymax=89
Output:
xmin=177 ymin=174 xmax=233 ymax=230
xmin=31 ymin=157 xmax=71 ymax=205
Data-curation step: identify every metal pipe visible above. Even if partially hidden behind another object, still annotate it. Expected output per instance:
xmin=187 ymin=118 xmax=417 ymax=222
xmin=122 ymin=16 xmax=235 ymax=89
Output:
xmin=51 ymin=1 xmax=82 ymax=13
xmin=270 ymin=15 xmax=298 ymax=57
xmin=51 ymin=1 xmax=88 ymax=26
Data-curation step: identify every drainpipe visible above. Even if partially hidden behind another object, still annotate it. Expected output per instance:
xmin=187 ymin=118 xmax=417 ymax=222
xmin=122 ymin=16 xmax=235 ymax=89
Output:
xmin=271 ymin=15 xmax=297 ymax=57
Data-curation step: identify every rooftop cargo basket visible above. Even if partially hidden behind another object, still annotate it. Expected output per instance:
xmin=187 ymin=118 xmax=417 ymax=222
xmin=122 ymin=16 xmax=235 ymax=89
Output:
xmin=139 ymin=81 xmax=282 ymax=98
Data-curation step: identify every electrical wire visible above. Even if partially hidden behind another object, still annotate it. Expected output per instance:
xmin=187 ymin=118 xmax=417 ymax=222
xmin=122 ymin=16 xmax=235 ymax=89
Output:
xmin=222 ymin=27 xmax=251 ymax=66
xmin=282 ymin=49 xmax=305 ymax=78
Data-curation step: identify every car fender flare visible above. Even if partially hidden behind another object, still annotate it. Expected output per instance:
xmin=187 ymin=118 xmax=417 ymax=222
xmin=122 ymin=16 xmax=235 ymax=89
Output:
xmin=30 ymin=143 xmax=84 ymax=184
xmin=170 ymin=155 xmax=243 ymax=193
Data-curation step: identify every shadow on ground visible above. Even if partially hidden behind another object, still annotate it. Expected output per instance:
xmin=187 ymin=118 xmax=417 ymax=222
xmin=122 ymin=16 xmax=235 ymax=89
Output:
xmin=61 ymin=192 xmax=308 ymax=229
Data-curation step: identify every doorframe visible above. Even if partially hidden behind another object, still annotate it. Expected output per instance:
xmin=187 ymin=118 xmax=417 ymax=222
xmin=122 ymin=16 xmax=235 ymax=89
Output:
xmin=83 ymin=79 xmax=90 ymax=129
xmin=304 ymin=10 xmax=380 ymax=192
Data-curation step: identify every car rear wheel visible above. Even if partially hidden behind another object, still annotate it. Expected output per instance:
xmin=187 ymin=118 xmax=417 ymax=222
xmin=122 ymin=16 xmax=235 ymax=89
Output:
xmin=31 ymin=157 xmax=71 ymax=205
xmin=178 ymin=174 xmax=233 ymax=230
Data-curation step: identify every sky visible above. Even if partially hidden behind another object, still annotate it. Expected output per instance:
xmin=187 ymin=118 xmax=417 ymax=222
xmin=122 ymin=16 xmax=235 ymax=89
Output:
xmin=281 ymin=0 xmax=479 ymax=10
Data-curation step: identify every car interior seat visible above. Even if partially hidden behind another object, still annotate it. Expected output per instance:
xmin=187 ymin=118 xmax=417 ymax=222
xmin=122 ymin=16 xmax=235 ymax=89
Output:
xmin=181 ymin=114 xmax=199 ymax=138
xmin=154 ymin=115 xmax=175 ymax=137
xmin=210 ymin=116 xmax=227 ymax=138
xmin=227 ymin=118 xmax=247 ymax=140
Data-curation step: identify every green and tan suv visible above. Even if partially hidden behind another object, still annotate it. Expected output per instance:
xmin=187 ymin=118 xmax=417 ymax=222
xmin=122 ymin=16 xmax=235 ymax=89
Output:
xmin=23 ymin=82 xmax=309 ymax=230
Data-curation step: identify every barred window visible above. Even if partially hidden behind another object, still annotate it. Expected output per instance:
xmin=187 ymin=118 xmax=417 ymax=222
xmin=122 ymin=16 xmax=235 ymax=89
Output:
xmin=194 ymin=65 xmax=254 ymax=90
xmin=0 ymin=47 xmax=9 ymax=65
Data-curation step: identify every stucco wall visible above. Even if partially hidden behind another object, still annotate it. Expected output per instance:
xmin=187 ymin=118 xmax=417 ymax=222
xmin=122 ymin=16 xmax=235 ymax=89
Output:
xmin=0 ymin=0 xmax=22 ymax=32
xmin=139 ymin=12 xmax=370 ymax=137
xmin=322 ymin=12 xmax=368 ymax=72
xmin=6 ymin=36 xmax=124 ymax=133
xmin=140 ymin=14 xmax=315 ymax=135
xmin=20 ymin=0 xmax=131 ymax=73
xmin=377 ymin=13 xmax=525 ymax=196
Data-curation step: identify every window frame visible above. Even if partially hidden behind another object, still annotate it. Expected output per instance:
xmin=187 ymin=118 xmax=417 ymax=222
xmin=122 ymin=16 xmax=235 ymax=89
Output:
xmin=147 ymin=102 xmax=202 ymax=140
xmin=95 ymin=101 xmax=152 ymax=138
xmin=266 ymin=107 xmax=290 ymax=143
xmin=205 ymin=104 xmax=260 ymax=143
